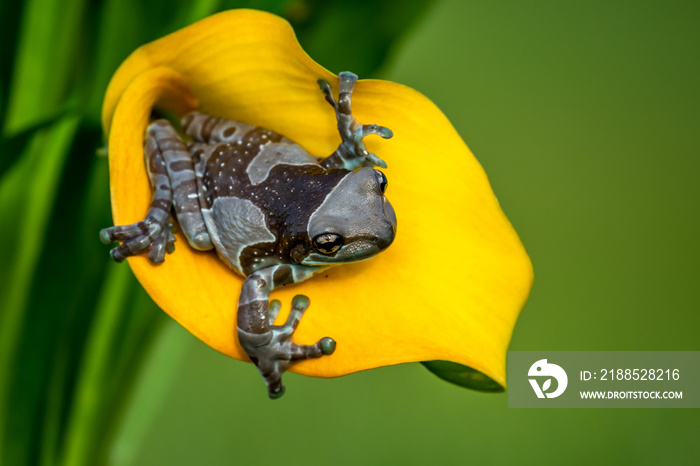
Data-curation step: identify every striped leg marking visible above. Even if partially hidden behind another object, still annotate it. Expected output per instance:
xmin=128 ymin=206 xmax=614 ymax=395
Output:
xmin=180 ymin=111 xmax=257 ymax=144
xmin=100 ymin=119 xmax=214 ymax=262
xmin=237 ymin=265 xmax=335 ymax=399
xmin=148 ymin=120 xmax=212 ymax=251
xmin=99 ymin=129 xmax=176 ymax=263
xmin=318 ymin=72 xmax=393 ymax=170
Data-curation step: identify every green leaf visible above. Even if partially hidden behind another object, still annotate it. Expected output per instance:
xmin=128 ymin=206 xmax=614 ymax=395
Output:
xmin=58 ymin=263 xmax=133 ymax=466
xmin=0 ymin=115 xmax=80 ymax=465
xmin=0 ymin=0 xmax=24 ymax=128
xmin=108 ymin=320 xmax=191 ymax=466
xmin=291 ymin=0 xmax=435 ymax=77
xmin=3 ymin=0 xmax=89 ymax=133
xmin=0 ymin=109 xmax=70 ymax=178
xmin=86 ymin=0 xmax=233 ymax=125
xmin=422 ymin=361 xmax=504 ymax=393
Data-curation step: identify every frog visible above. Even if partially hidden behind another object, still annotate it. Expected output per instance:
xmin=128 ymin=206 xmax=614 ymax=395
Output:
xmin=100 ymin=72 xmax=397 ymax=398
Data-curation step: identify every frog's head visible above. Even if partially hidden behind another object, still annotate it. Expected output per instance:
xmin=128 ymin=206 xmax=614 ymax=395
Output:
xmin=302 ymin=167 xmax=396 ymax=265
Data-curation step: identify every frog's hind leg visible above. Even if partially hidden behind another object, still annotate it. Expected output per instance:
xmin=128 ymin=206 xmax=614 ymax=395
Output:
xmin=100 ymin=120 xmax=213 ymax=262
xmin=318 ymin=72 xmax=393 ymax=170
xmin=100 ymin=133 xmax=176 ymax=263
xmin=147 ymin=120 xmax=213 ymax=251
xmin=237 ymin=264 xmax=336 ymax=399
xmin=180 ymin=111 xmax=259 ymax=144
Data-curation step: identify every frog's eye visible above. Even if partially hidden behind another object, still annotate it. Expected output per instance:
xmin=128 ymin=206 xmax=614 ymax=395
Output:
xmin=313 ymin=233 xmax=344 ymax=255
xmin=374 ymin=170 xmax=388 ymax=193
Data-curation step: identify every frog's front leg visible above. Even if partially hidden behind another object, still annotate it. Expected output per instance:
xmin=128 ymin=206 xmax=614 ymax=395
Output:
xmin=318 ymin=72 xmax=393 ymax=170
xmin=237 ymin=264 xmax=336 ymax=399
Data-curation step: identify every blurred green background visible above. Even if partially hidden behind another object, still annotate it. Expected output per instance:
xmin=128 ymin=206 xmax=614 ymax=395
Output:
xmin=1 ymin=0 xmax=699 ymax=465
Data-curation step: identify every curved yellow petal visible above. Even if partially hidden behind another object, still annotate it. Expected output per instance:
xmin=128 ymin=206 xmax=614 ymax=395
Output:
xmin=103 ymin=9 xmax=533 ymax=389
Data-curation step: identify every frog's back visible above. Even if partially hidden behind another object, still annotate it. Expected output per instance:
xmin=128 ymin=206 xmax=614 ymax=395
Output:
xmin=182 ymin=113 xmax=319 ymax=189
xmin=180 ymin=112 xmax=347 ymax=276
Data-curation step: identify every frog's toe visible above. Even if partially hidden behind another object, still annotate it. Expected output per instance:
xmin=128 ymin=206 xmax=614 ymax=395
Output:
xmin=277 ymin=294 xmax=311 ymax=336
xmin=147 ymin=226 xmax=176 ymax=263
xmin=320 ymin=337 xmax=337 ymax=355
xmin=241 ymin=295 xmax=336 ymax=399
xmin=247 ymin=353 xmax=286 ymax=400
xmin=319 ymin=71 xmax=393 ymax=170
xmin=101 ymin=219 xmax=168 ymax=263
xmin=267 ymin=381 xmax=286 ymax=400
xmin=166 ymin=230 xmax=176 ymax=253
xmin=109 ymin=236 xmax=150 ymax=263
xmin=99 ymin=228 xmax=112 ymax=245
xmin=100 ymin=223 xmax=146 ymax=244
xmin=287 ymin=337 xmax=336 ymax=360
xmin=256 ymin=335 xmax=335 ymax=399
xmin=268 ymin=299 xmax=282 ymax=325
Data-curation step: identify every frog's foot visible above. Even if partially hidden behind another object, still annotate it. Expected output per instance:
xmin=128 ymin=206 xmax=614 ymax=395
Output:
xmin=100 ymin=219 xmax=176 ymax=263
xmin=318 ymin=72 xmax=393 ymax=170
xmin=240 ymin=295 xmax=336 ymax=399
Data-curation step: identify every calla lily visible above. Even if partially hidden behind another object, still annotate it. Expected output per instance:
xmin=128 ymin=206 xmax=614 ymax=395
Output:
xmin=102 ymin=9 xmax=533 ymax=391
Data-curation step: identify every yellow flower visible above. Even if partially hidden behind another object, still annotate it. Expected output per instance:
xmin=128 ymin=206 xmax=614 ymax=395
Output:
xmin=102 ymin=9 xmax=533 ymax=391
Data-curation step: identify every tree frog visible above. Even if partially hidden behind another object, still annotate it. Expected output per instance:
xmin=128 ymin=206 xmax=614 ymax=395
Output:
xmin=100 ymin=72 xmax=397 ymax=398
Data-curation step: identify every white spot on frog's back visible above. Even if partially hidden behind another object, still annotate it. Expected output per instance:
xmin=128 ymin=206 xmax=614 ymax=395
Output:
xmin=201 ymin=196 xmax=276 ymax=274
xmin=246 ymin=142 xmax=318 ymax=184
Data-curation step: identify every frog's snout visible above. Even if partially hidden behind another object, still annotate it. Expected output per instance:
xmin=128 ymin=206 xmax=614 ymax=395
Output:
xmin=372 ymin=197 xmax=396 ymax=252
xmin=373 ymin=234 xmax=393 ymax=251
xmin=383 ymin=197 xmax=397 ymax=234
